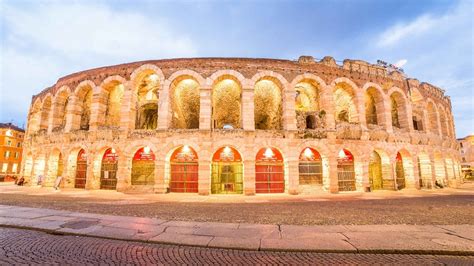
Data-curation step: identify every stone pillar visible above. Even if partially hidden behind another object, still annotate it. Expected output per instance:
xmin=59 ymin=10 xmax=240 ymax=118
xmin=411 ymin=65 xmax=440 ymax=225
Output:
xmin=287 ymin=160 xmax=299 ymax=195
xmin=158 ymin=81 xmax=171 ymax=130
xmin=321 ymin=85 xmax=335 ymax=130
xmin=412 ymin=156 xmax=421 ymax=189
xmin=382 ymin=95 xmax=393 ymax=133
xmin=86 ymin=151 xmax=100 ymax=190
xmin=199 ymin=86 xmax=212 ymax=130
xmin=64 ymin=95 xmax=79 ymax=133
xmin=198 ymin=160 xmax=210 ymax=195
xmin=116 ymin=154 xmax=129 ymax=192
xmin=358 ymin=159 xmax=370 ymax=192
xmin=283 ymin=88 xmax=297 ymax=131
xmin=242 ymin=87 xmax=255 ymax=131
xmin=89 ymin=87 xmax=107 ymax=131
xmin=120 ymin=82 xmax=135 ymax=132
xmin=47 ymin=103 xmax=55 ymax=134
xmin=244 ymin=159 xmax=255 ymax=195
xmin=328 ymin=154 xmax=339 ymax=193
xmin=153 ymin=159 xmax=167 ymax=193
xmin=406 ymin=102 xmax=415 ymax=132
xmin=356 ymin=93 xmax=367 ymax=130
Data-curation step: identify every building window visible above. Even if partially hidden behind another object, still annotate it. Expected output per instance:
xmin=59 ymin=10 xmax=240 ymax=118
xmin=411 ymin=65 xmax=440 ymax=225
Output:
xmin=15 ymin=152 xmax=19 ymax=159
xmin=17 ymin=142 xmax=21 ymax=148
xmin=460 ymin=142 xmax=463 ymax=148
xmin=6 ymin=140 xmax=11 ymax=146
xmin=4 ymin=151 xmax=10 ymax=158
xmin=1 ymin=163 xmax=7 ymax=173
xmin=12 ymin=163 xmax=18 ymax=173
xmin=463 ymin=157 xmax=466 ymax=162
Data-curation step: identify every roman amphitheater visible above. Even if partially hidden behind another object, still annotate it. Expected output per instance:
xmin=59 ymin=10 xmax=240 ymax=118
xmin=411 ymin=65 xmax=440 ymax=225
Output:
xmin=20 ymin=56 xmax=462 ymax=195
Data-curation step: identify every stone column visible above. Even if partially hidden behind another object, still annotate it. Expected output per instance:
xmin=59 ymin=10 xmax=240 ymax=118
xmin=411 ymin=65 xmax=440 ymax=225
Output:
xmin=154 ymin=159 xmax=167 ymax=193
xmin=321 ymin=85 xmax=335 ymax=130
xmin=86 ymin=151 xmax=100 ymax=190
xmin=198 ymin=160 xmax=210 ymax=195
xmin=64 ymin=95 xmax=79 ymax=133
xmin=120 ymin=82 xmax=135 ymax=132
xmin=116 ymin=154 xmax=130 ymax=192
xmin=243 ymin=159 xmax=255 ymax=195
xmin=199 ymin=86 xmax=212 ymax=130
xmin=328 ymin=154 xmax=339 ymax=193
xmin=412 ymin=156 xmax=421 ymax=189
xmin=242 ymin=87 xmax=255 ymax=131
xmin=89 ymin=87 xmax=107 ymax=131
xmin=382 ymin=95 xmax=393 ymax=133
xmin=356 ymin=93 xmax=367 ymax=130
xmin=287 ymin=160 xmax=299 ymax=195
xmin=282 ymin=88 xmax=297 ymax=131
xmin=358 ymin=159 xmax=370 ymax=192
xmin=158 ymin=81 xmax=171 ymax=130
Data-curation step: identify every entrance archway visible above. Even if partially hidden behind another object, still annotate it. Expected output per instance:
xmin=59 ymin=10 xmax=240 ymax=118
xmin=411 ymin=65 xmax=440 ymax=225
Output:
xmin=170 ymin=145 xmax=198 ymax=193
xmin=211 ymin=146 xmax=243 ymax=194
xmin=369 ymin=151 xmax=383 ymax=190
xmin=337 ymin=149 xmax=355 ymax=191
xmin=100 ymin=148 xmax=118 ymax=190
xmin=131 ymin=147 xmax=155 ymax=186
xmin=418 ymin=153 xmax=432 ymax=189
xmin=74 ymin=149 xmax=87 ymax=189
xmin=298 ymin=147 xmax=322 ymax=185
xmin=255 ymin=147 xmax=285 ymax=193
xmin=395 ymin=152 xmax=406 ymax=189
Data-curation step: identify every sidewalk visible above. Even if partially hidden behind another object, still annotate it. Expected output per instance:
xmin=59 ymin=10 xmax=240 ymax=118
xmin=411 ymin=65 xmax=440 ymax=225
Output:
xmin=0 ymin=204 xmax=473 ymax=255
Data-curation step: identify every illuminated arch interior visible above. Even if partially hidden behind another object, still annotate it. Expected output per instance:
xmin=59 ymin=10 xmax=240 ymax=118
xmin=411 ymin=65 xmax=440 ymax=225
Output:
xmin=170 ymin=77 xmax=200 ymax=129
xmin=212 ymin=78 xmax=241 ymax=129
xmin=254 ymin=79 xmax=283 ymax=130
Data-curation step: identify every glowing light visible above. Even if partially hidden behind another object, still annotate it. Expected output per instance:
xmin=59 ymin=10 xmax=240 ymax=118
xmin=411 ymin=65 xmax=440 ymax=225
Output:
xmin=223 ymin=146 xmax=232 ymax=155
xmin=304 ymin=148 xmax=313 ymax=158
xmin=149 ymin=74 xmax=158 ymax=82
xmin=111 ymin=148 xmax=116 ymax=154
xmin=5 ymin=129 xmax=12 ymax=137
xmin=182 ymin=145 xmax=191 ymax=153
xmin=143 ymin=146 xmax=151 ymax=154
xmin=264 ymin=148 xmax=274 ymax=158
xmin=338 ymin=149 xmax=346 ymax=159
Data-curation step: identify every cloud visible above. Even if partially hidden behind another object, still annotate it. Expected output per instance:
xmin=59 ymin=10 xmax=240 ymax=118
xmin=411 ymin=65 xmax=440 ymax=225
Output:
xmin=377 ymin=15 xmax=436 ymax=47
xmin=0 ymin=1 xmax=198 ymax=123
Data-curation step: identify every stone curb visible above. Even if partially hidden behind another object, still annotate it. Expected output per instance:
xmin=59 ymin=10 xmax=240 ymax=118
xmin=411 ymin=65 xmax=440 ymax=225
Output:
xmin=1 ymin=205 xmax=473 ymax=255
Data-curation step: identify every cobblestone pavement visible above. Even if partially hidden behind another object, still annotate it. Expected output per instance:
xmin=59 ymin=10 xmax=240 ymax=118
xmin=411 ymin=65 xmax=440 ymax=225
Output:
xmin=1 ymin=228 xmax=473 ymax=265
xmin=0 ymin=183 xmax=473 ymax=225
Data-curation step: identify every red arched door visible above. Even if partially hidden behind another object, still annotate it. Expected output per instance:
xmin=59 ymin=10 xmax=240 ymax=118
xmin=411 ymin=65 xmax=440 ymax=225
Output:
xmin=255 ymin=147 xmax=284 ymax=193
xmin=131 ymin=147 xmax=155 ymax=186
xmin=298 ymin=147 xmax=323 ymax=185
xmin=100 ymin=148 xmax=118 ymax=190
xmin=337 ymin=149 xmax=355 ymax=191
xmin=75 ymin=149 xmax=87 ymax=189
xmin=170 ymin=146 xmax=198 ymax=193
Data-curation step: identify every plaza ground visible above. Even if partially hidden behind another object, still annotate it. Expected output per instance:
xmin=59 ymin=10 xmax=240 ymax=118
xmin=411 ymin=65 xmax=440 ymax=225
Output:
xmin=0 ymin=182 xmax=473 ymax=225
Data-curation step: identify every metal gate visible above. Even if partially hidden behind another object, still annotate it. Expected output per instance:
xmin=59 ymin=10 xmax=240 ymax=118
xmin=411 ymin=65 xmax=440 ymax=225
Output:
xmin=170 ymin=146 xmax=198 ymax=193
xmin=298 ymin=148 xmax=322 ymax=185
xmin=337 ymin=149 xmax=356 ymax=191
xmin=396 ymin=153 xmax=406 ymax=190
xmin=369 ymin=151 xmax=383 ymax=190
xmin=211 ymin=146 xmax=243 ymax=194
xmin=255 ymin=148 xmax=284 ymax=193
xmin=131 ymin=147 xmax=155 ymax=186
xmin=75 ymin=149 xmax=87 ymax=189
xmin=100 ymin=148 xmax=118 ymax=190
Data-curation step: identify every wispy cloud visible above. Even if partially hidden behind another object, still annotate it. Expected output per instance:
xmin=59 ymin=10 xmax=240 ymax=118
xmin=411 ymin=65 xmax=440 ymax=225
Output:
xmin=377 ymin=15 xmax=437 ymax=47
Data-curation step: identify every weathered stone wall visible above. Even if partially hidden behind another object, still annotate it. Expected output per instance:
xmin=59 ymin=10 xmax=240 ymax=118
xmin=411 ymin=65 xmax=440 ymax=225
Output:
xmin=20 ymin=56 xmax=461 ymax=195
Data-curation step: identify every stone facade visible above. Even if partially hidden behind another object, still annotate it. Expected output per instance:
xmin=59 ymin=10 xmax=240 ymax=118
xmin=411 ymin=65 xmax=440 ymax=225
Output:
xmin=20 ymin=56 xmax=461 ymax=194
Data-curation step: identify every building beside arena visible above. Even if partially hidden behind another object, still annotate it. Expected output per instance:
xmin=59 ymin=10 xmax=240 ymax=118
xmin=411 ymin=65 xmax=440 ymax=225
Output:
xmin=0 ymin=123 xmax=25 ymax=182
xmin=20 ymin=56 xmax=461 ymax=194
xmin=458 ymin=135 xmax=474 ymax=179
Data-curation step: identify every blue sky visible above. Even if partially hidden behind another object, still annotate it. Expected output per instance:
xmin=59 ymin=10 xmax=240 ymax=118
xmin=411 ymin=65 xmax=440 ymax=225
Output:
xmin=1 ymin=0 xmax=472 ymax=137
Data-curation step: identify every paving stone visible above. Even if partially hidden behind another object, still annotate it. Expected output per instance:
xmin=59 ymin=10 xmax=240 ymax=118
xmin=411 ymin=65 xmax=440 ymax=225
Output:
xmin=261 ymin=233 xmax=356 ymax=251
xmin=108 ymin=222 xmax=166 ymax=233
xmin=344 ymin=224 xmax=448 ymax=233
xmin=150 ymin=232 xmax=213 ymax=246
xmin=208 ymin=236 xmax=260 ymax=250
xmin=164 ymin=226 xmax=197 ymax=235
xmin=87 ymin=226 xmax=138 ymax=239
xmin=193 ymin=227 xmax=268 ymax=239
xmin=280 ymin=225 xmax=349 ymax=237
xmin=436 ymin=225 xmax=474 ymax=241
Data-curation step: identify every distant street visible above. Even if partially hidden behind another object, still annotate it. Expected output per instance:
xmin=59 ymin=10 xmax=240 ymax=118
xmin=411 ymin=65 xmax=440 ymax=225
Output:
xmin=0 ymin=228 xmax=472 ymax=265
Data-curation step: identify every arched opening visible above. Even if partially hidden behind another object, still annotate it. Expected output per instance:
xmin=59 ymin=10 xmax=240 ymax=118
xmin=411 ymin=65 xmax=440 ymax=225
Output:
xmin=52 ymin=89 xmax=70 ymax=131
xmin=395 ymin=152 xmax=406 ymax=190
xmin=78 ymin=85 xmax=93 ymax=131
xmin=170 ymin=77 xmax=200 ymax=129
xmin=47 ymin=150 xmax=63 ymax=187
xmin=295 ymin=80 xmax=322 ymax=130
xmin=390 ymin=92 xmax=408 ymax=130
xmin=369 ymin=151 xmax=383 ymax=190
xmin=29 ymin=100 xmax=42 ymax=133
xmin=40 ymin=96 xmax=52 ymax=131
xmin=333 ymin=83 xmax=358 ymax=124
xmin=254 ymin=79 xmax=283 ymax=130
xmin=211 ymin=146 xmax=243 ymax=194
xmin=418 ymin=153 xmax=432 ymax=189
xmin=74 ymin=149 xmax=87 ymax=189
xmin=100 ymin=148 xmax=118 ymax=190
xmin=103 ymin=81 xmax=124 ymax=127
xmin=298 ymin=147 xmax=322 ymax=185
xmin=170 ymin=145 xmax=198 ymax=193
xmin=212 ymin=77 xmax=241 ymax=129
xmin=365 ymin=87 xmax=384 ymax=128
xmin=131 ymin=147 xmax=155 ymax=186
xmin=337 ymin=149 xmax=355 ymax=191
xmin=255 ymin=147 xmax=284 ymax=193
xmin=135 ymin=73 xmax=159 ymax=129
xmin=427 ymin=102 xmax=439 ymax=134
